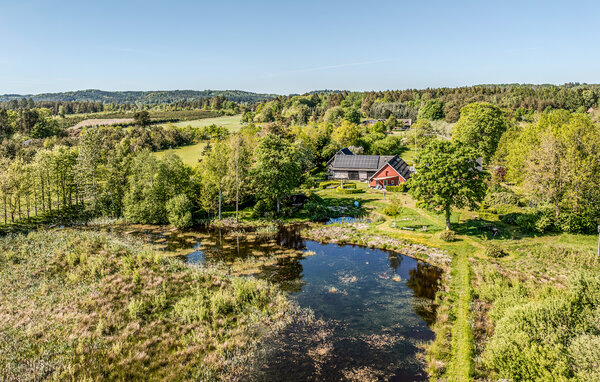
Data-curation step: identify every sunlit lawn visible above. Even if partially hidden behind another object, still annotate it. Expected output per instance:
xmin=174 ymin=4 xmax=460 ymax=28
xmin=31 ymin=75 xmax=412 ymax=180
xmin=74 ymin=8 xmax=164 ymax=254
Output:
xmin=160 ymin=114 xmax=243 ymax=131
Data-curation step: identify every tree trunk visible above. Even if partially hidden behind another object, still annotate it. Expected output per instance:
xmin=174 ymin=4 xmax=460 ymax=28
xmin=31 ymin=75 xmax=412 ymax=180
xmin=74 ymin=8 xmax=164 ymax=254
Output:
xmin=235 ymin=157 xmax=239 ymax=223
xmin=218 ymin=188 xmax=222 ymax=220
xmin=3 ymin=195 xmax=6 ymax=224
xmin=276 ymin=198 xmax=281 ymax=214
xmin=445 ymin=207 xmax=451 ymax=231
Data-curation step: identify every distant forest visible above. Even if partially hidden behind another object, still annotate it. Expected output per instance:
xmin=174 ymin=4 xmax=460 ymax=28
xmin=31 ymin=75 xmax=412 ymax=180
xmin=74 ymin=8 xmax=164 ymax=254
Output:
xmin=0 ymin=89 xmax=278 ymax=105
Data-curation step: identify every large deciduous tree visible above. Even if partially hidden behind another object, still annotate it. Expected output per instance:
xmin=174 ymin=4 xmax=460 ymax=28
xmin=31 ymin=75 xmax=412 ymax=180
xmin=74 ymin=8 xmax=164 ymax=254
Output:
xmin=452 ymin=102 xmax=508 ymax=163
xmin=409 ymin=140 xmax=487 ymax=230
xmin=251 ymin=134 xmax=304 ymax=214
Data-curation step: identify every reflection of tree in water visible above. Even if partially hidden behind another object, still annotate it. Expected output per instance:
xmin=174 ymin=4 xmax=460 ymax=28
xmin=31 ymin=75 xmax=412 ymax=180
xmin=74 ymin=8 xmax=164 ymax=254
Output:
xmin=277 ymin=225 xmax=306 ymax=250
xmin=406 ymin=262 xmax=443 ymax=325
xmin=260 ymin=256 xmax=305 ymax=293
xmin=388 ymin=253 xmax=403 ymax=274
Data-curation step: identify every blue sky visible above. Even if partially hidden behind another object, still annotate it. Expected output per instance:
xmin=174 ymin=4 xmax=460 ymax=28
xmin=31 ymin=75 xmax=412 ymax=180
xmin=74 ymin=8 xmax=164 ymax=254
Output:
xmin=1 ymin=0 xmax=598 ymax=94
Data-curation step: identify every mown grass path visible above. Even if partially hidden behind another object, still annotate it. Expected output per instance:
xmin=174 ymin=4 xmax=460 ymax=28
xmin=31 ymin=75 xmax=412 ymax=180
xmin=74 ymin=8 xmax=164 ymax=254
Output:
xmin=447 ymin=252 xmax=474 ymax=381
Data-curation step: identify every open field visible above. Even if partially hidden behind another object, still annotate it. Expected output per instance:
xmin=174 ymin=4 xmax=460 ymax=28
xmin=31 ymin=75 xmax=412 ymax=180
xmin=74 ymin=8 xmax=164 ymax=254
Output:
xmin=153 ymin=142 xmax=208 ymax=166
xmin=160 ymin=114 xmax=243 ymax=131
xmin=153 ymin=115 xmax=244 ymax=166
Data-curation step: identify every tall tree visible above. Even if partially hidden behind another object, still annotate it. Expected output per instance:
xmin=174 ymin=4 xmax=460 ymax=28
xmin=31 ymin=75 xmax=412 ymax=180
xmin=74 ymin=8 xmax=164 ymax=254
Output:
xmin=452 ymin=102 xmax=508 ymax=163
xmin=409 ymin=140 xmax=487 ymax=230
xmin=198 ymin=141 xmax=230 ymax=219
xmin=251 ymin=134 xmax=303 ymax=214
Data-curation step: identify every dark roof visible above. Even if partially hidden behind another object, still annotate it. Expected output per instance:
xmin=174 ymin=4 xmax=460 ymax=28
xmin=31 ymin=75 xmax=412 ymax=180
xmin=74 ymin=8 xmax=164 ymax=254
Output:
xmin=330 ymin=155 xmax=395 ymax=171
xmin=326 ymin=147 xmax=354 ymax=166
xmin=385 ymin=155 xmax=412 ymax=180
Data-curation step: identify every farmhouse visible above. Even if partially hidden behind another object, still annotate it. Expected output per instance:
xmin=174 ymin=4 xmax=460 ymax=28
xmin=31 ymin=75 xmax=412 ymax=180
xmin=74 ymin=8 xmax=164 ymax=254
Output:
xmin=327 ymin=149 xmax=413 ymax=187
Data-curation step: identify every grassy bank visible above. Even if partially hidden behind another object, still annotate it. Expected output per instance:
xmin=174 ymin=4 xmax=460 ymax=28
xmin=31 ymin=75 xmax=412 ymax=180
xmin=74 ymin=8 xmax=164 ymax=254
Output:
xmin=0 ymin=229 xmax=290 ymax=380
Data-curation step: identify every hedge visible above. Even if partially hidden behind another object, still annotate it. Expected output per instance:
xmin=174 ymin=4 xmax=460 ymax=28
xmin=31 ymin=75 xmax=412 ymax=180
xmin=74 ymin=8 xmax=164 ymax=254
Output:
xmin=336 ymin=186 xmax=365 ymax=194
xmin=386 ymin=183 xmax=408 ymax=192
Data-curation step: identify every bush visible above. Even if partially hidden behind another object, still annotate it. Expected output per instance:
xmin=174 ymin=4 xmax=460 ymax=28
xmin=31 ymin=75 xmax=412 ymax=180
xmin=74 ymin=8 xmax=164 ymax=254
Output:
xmin=340 ymin=182 xmax=357 ymax=189
xmin=383 ymin=204 xmax=401 ymax=217
xmin=251 ymin=199 xmax=275 ymax=219
xmin=386 ymin=183 xmax=408 ymax=192
xmin=319 ymin=180 xmax=340 ymax=189
xmin=514 ymin=207 xmax=556 ymax=233
xmin=304 ymin=202 xmax=331 ymax=221
xmin=482 ymin=273 xmax=600 ymax=381
xmin=484 ymin=191 xmax=520 ymax=206
xmin=569 ymin=334 xmax=600 ymax=381
xmin=484 ymin=243 xmax=506 ymax=258
xmin=439 ymin=230 xmax=456 ymax=242
xmin=336 ymin=186 xmax=364 ymax=194
xmin=166 ymin=194 xmax=193 ymax=229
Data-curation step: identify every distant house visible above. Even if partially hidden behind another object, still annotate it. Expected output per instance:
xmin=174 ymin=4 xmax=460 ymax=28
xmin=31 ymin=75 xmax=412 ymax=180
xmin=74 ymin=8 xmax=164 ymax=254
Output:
xmin=327 ymin=148 xmax=413 ymax=187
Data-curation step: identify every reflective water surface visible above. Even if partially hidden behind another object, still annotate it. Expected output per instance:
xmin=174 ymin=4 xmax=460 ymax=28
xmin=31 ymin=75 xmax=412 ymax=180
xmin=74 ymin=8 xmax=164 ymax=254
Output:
xmin=111 ymin=224 xmax=442 ymax=381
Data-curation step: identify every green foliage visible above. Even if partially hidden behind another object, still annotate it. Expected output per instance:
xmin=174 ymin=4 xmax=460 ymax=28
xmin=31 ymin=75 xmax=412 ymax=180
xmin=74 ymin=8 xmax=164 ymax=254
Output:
xmin=418 ymin=99 xmax=445 ymax=120
xmin=344 ymin=108 xmax=361 ymax=124
xmin=383 ymin=204 xmax=401 ymax=217
xmin=124 ymin=151 xmax=192 ymax=224
xmin=369 ymin=136 xmax=404 ymax=155
xmin=166 ymin=194 xmax=193 ymax=229
xmin=331 ymin=120 xmax=360 ymax=147
xmin=251 ymin=134 xmax=306 ymax=213
xmin=439 ymin=230 xmax=456 ymax=242
xmin=484 ymin=243 xmax=506 ymax=258
xmin=386 ymin=183 xmax=408 ymax=192
xmin=133 ymin=110 xmax=151 ymax=127
xmin=409 ymin=140 xmax=487 ymax=230
xmin=452 ymin=102 xmax=508 ymax=163
xmin=336 ymin=186 xmax=364 ymax=194
xmin=482 ymin=272 xmax=600 ymax=381
xmin=318 ymin=180 xmax=341 ymax=189
xmin=484 ymin=190 xmax=520 ymax=206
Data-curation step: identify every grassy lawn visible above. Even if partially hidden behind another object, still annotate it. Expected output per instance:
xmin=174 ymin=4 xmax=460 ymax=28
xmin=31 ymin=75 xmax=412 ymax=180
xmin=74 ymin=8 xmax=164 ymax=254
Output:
xmin=160 ymin=114 xmax=243 ymax=131
xmin=153 ymin=142 xmax=207 ymax=167
xmin=154 ymin=115 xmax=244 ymax=166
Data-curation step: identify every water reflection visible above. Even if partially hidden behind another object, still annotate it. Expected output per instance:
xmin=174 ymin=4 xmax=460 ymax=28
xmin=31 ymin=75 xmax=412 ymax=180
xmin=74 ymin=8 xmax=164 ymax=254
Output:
xmin=107 ymin=224 xmax=441 ymax=380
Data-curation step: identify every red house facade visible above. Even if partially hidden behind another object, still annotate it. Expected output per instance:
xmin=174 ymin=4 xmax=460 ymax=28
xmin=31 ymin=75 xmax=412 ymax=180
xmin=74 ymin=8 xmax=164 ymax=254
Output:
xmin=369 ymin=163 xmax=405 ymax=188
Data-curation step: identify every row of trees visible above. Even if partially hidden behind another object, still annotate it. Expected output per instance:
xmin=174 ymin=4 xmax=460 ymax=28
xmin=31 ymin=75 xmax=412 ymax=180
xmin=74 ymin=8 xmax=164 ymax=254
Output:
xmin=243 ymin=84 xmax=600 ymax=127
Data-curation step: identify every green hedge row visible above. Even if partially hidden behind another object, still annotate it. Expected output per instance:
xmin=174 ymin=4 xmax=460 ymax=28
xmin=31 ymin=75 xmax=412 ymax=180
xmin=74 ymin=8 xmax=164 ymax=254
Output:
xmin=336 ymin=186 xmax=365 ymax=194
xmin=386 ymin=183 xmax=408 ymax=192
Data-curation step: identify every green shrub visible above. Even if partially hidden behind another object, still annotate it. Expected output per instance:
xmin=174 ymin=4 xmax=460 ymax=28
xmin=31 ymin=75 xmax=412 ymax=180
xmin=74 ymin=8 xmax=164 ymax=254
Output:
xmin=251 ymin=199 xmax=275 ymax=218
xmin=304 ymin=202 xmax=331 ymax=221
xmin=340 ymin=182 xmax=357 ymax=189
xmin=482 ymin=273 xmax=600 ymax=381
xmin=484 ymin=243 xmax=506 ymax=258
xmin=387 ymin=183 xmax=408 ymax=192
xmin=318 ymin=180 xmax=340 ymax=189
xmin=439 ymin=230 xmax=456 ymax=242
xmin=484 ymin=191 xmax=520 ymax=206
xmin=569 ymin=334 xmax=600 ymax=381
xmin=383 ymin=204 xmax=401 ymax=217
xmin=336 ymin=186 xmax=364 ymax=194
xmin=166 ymin=194 xmax=193 ymax=229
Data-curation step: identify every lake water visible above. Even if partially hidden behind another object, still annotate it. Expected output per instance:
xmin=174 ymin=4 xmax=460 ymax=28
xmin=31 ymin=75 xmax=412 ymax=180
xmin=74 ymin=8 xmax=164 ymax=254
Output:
xmin=115 ymin=225 xmax=442 ymax=380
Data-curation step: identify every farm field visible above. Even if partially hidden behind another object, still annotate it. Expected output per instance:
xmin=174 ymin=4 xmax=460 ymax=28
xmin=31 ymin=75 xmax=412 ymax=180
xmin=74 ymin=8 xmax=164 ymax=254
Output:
xmin=160 ymin=114 xmax=243 ymax=131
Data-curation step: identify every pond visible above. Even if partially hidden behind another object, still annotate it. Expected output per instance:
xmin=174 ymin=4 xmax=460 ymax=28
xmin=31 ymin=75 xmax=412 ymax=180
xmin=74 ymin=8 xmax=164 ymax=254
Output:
xmin=112 ymin=224 xmax=442 ymax=380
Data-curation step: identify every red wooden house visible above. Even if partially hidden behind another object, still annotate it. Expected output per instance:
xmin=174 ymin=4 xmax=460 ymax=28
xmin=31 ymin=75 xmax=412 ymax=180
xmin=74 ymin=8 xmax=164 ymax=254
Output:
xmin=369 ymin=155 xmax=412 ymax=188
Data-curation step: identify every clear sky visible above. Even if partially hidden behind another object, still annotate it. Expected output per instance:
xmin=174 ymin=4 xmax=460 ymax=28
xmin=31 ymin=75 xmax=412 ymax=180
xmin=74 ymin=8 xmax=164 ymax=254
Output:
xmin=1 ymin=0 xmax=598 ymax=95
